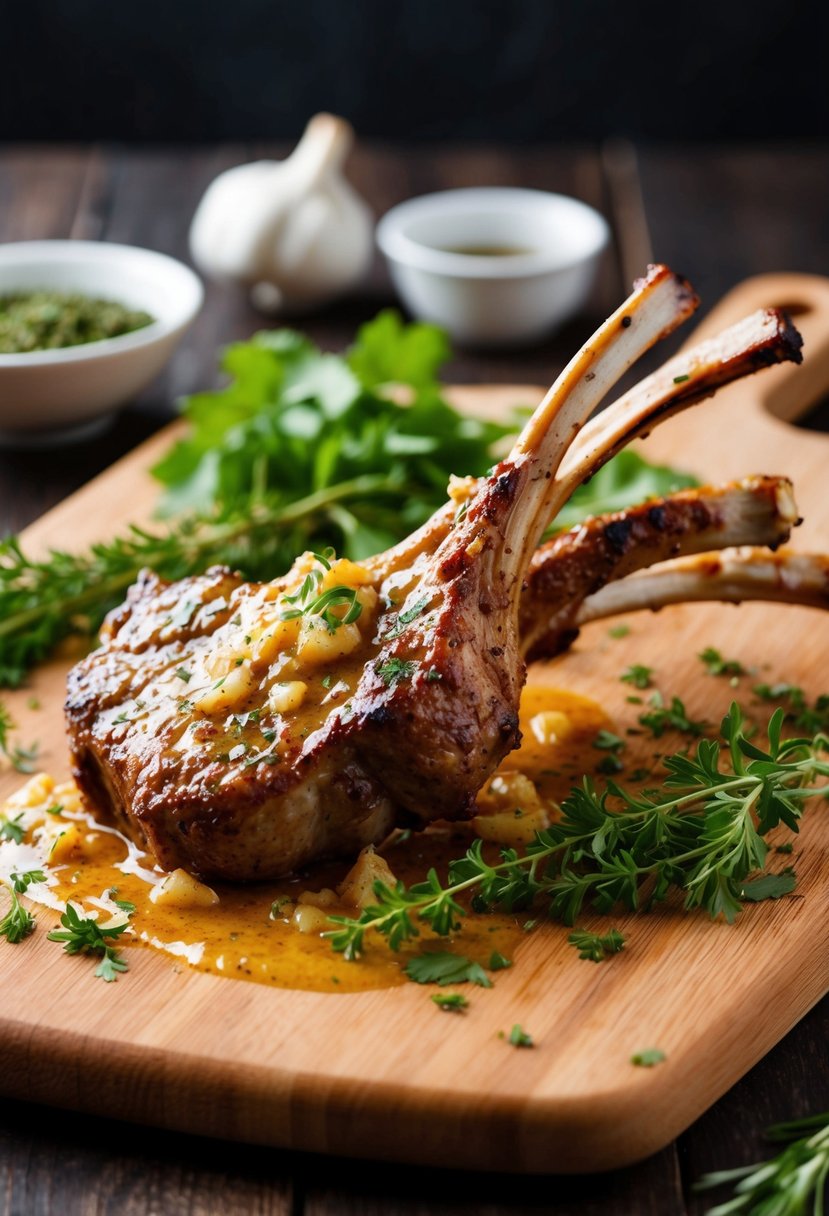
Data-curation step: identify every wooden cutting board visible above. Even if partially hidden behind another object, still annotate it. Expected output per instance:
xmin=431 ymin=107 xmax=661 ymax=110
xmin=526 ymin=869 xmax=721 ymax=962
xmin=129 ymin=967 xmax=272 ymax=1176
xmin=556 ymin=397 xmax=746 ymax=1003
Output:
xmin=2 ymin=273 xmax=829 ymax=1174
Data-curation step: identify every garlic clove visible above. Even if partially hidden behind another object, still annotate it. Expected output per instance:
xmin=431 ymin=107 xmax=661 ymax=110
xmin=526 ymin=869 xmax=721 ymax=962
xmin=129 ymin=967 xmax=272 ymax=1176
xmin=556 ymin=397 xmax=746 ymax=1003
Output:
xmin=189 ymin=113 xmax=373 ymax=314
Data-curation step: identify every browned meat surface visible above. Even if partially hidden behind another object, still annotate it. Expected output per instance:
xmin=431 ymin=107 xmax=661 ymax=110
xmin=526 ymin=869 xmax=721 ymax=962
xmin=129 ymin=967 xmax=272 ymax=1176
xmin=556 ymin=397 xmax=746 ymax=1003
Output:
xmin=65 ymin=266 xmax=807 ymax=881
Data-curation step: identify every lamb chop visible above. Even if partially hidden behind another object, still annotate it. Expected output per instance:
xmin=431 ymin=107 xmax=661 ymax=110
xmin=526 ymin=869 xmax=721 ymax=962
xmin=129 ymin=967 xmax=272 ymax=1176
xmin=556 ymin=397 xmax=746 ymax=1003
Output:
xmin=520 ymin=475 xmax=799 ymax=660
xmin=66 ymin=266 xmax=807 ymax=881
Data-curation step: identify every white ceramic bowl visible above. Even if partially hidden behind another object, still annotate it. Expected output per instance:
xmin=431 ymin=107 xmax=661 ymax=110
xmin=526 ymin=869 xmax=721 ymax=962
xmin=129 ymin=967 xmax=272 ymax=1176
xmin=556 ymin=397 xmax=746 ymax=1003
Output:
xmin=376 ymin=187 xmax=610 ymax=347
xmin=0 ymin=241 xmax=204 ymax=442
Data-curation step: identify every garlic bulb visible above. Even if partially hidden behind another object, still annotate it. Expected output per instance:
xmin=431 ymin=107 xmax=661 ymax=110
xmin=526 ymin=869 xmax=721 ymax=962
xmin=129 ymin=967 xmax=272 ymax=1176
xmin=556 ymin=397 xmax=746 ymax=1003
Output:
xmin=189 ymin=113 xmax=373 ymax=314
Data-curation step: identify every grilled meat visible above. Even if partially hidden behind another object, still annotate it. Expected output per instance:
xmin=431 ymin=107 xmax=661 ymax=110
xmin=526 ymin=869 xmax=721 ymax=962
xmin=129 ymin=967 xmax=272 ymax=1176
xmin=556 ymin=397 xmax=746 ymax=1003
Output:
xmin=66 ymin=267 xmax=807 ymax=880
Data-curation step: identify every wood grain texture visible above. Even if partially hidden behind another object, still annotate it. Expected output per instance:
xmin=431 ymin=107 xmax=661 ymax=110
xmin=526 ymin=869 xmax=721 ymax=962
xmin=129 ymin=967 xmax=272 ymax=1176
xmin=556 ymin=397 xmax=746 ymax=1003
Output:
xmin=1 ymin=275 xmax=828 ymax=1177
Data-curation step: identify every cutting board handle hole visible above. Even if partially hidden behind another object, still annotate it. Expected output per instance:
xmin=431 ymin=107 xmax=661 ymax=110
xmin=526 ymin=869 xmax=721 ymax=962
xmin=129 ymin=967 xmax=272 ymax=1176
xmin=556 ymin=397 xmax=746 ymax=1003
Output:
xmin=792 ymin=390 xmax=829 ymax=434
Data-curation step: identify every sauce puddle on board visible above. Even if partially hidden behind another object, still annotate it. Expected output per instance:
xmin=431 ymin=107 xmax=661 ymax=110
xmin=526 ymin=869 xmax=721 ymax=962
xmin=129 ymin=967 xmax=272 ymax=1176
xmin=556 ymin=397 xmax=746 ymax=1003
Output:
xmin=0 ymin=686 xmax=610 ymax=993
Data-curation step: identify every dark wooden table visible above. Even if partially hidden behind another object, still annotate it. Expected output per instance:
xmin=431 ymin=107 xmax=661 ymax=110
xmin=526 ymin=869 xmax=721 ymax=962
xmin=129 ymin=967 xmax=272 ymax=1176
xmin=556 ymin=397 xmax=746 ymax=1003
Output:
xmin=1 ymin=142 xmax=827 ymax=1215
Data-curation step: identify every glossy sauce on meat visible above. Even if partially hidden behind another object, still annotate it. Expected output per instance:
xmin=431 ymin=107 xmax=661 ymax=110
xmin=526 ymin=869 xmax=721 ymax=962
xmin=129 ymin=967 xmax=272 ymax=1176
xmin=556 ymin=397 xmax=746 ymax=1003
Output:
xmin=5 ymin=687 xmax=611 ymax=993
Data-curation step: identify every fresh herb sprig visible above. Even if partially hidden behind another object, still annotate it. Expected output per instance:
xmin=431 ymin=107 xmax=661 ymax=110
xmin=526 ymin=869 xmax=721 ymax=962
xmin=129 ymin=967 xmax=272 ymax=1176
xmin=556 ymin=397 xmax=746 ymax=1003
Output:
xmin=568 ymin=927 xmax=626 ymax=962
xmin=0 ymin=311 xmax=697 ymax=688
xmin=0 ymin=315 xmax=511 ymax=687
xmin=695 ymin=1110 xmax=829 ymax=1215
xmin=0 ymin=702 xmax=39 ymax=772
xmin=0 ymin=869 xmax=47 ymax=944
xmin=326 ymin=705 xmax=828 ymax=958
xmin=278 ymin=549 xmax=363 ymax=633
xmin=47 ymin=903 xmax=131 ymax=982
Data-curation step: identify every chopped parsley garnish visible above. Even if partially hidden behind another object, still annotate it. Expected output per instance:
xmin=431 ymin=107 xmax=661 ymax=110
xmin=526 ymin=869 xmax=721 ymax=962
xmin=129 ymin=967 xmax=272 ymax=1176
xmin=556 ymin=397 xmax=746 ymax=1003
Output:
xmin=279 ymin=552 xmax=362 ymax=633
xmin=386 ymin=595 xmax=431 ymax=640
xmin=567 ymin=927 xmax=626 ymax=962
xmin=638 ymin=691 xmax=707 ymax=739
xmin=608 ymin=623 xmax=630 ymax=639
xmin=754 ymin=682 xmax=829 ymax=734
xmin=404 ymin=952 xmax=493 ymax=988
xmin=488 ymin=951 xmax=512 ymax=971
xmin=0 ymin=885 xmax=35 ymax=943
xmin=593 ymin=729 xmax=625 ymax=752
xmin=740 ymin=868 xmax=797 ymax=902
xmin=699 ymin=647 xmax=744 ymax=677
xmin=507 ymin=1024 xmax=534 ymax=1048
xmin=672 ymin=373 xmax=690 ymax=385
xmin=175 ymin=667 xmax=192 ymax=683
xmin=47 ymin=903 xmax=132 ymax=982
xmin=621 ymin=664 xmax=653 ymax=689
xmin=0 ymin=811 xmax=25 ymax=844
xmin=431 ymin=992 xmax=469 ymax=1012
xmin=631 ymin=1048 xmax=665 ymax=1067
xmin=375 ymin=657 xmax=418 ymax=686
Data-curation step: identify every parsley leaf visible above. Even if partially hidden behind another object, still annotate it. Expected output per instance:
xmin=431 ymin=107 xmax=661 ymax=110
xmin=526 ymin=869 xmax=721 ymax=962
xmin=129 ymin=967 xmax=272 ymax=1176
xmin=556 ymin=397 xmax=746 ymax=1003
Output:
xmin=638 ymin=691 xmax=707 ymax=739
xmin=375 ymin=658 xmax=418 ymax=686
xmin=47 ymin=903 xmax=131 ymax=981
xmin=405 ymin=952 xmax=493 ymax=988
xmin=0 ymin=884 xmax=36 ymax=943
xmin=568 ymin=928 xmax=626 ymax=962
xmin=740 ymin=869 xmax=797 ymax=903
xmin=621 ymin=664 xmax=653 ymax=689
xmin=507 ymin=1024 xmax=534 ymax=1048
xmin=631 ymin=1048 xmax=665 ymax=1067
xmin=699 ymin=647 xmax=744 ymax=677
xmin=431 ymin=992 xmax=469 ymax=1012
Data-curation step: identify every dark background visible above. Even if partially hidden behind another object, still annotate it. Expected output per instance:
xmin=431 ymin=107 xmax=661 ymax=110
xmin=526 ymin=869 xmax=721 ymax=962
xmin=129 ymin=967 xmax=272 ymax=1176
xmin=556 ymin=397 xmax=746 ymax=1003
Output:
xmin=3 ymin=0 xmax=827 ymax=143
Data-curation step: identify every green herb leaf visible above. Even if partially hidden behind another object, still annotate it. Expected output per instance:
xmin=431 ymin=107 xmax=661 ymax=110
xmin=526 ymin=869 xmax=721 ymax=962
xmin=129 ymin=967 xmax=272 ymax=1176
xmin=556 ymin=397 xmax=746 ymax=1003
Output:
xmin=740 ymin=869 xmax=797 ymax=903
xmin=638 ymin=692 xmax=707 ymax=739
xmin=431 ymin=992 xmax=469 ymax=1012
xmin=568 ymin=928 xmax=626 ymax=962
xmin=405 ymin=952 xmax=493 ymax=988
xmin=488 ymin=951 xmax=513 ymax=971
xmin=694 ymin=1109 xmax=829 ymax=1214
xmin=699 ymin=647 xmax=744 ymax=677
xmin=507 ymin=1024 xmax=534 ymax=1048
xmin=375 ymin=658 xmax=418 ymax=687
xmin=550 ymin=449 xmax=697 ymax=533
xmin=621 ymin=664 xmax=653 ymax=689
xmin=0 ymin=884 xmax=36 ymax=943
xmin=47 ymin=902 xmax=131 ymax=980
xmin=631 ymin=1048 xmax=665 ymax=1067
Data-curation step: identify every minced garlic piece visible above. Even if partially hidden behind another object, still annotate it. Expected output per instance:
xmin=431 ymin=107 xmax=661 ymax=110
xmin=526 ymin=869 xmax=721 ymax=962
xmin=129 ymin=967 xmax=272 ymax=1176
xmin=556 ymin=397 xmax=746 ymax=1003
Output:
xmin=295 ymin=617 xmax=363 ymax=666
xmin=337 ymin=846 xmax=396 ymax=910
xmin=473 ymin=770 xmax=550 ymax=847
xmin=195 ymin=663 xmax=256 ymax=713
xmin=150 ymin=868 xmax=219 ymax=909
xmin=268 ymin=680 xmax=308 ymax=715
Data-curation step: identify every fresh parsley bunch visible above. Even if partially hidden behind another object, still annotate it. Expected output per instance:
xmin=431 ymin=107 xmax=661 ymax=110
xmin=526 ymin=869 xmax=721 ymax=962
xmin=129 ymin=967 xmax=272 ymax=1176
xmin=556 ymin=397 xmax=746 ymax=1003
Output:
xmin=0 ymin=309 xmax=695 ymax=687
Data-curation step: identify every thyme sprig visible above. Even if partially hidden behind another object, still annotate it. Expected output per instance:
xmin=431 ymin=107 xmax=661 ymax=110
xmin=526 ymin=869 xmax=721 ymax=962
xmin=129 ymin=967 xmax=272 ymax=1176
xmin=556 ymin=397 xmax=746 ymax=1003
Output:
xmin=327 ymin=705 xmax=829 ymax=959
xmin=695 ymin=1110 xmax=829 ymax=1215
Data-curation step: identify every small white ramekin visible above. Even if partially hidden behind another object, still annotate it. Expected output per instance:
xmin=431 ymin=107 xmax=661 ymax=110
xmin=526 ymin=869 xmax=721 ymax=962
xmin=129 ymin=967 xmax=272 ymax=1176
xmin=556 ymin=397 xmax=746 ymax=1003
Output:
xmin=0 ymin=241 xmax=204 ymax=442
xmin=376 ymin=187 xmax=610 ymax=347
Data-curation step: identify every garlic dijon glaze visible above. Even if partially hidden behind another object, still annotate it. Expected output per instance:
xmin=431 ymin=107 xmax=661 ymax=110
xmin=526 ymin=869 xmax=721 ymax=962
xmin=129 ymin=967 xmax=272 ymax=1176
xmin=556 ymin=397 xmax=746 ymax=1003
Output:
xmin=2 ymin=687 xmax=608 ymax=993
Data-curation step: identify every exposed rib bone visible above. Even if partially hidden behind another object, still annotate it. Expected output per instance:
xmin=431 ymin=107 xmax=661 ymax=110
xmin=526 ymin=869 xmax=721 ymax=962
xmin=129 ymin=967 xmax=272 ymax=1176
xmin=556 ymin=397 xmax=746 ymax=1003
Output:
xmin=555 ymin=308 xmax=803 ymax=499
xmin=363 ymin=305 xmax=801 ymax=580
xmin=521 ymin=477 xmax=799 ymax=660
xmin=576 ymin=551 xmax=829 ymax=626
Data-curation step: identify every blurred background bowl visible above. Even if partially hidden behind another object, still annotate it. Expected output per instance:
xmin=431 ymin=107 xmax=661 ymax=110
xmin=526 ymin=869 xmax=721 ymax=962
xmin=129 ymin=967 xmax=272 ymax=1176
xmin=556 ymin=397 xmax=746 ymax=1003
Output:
xmin=376 ymin=187 xmax=610 ymax=346
xmin=0 ymin=241 xmax=203 ymax=444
